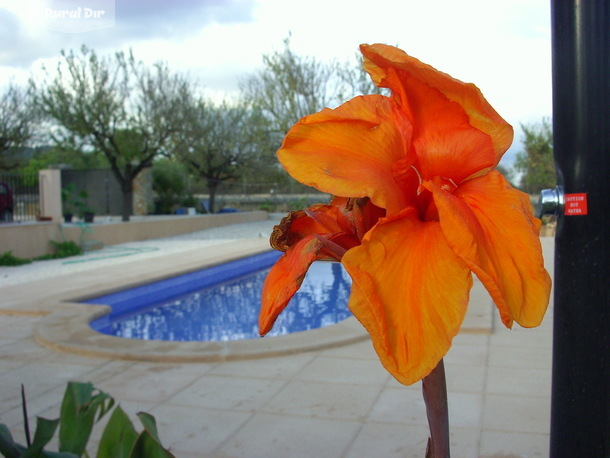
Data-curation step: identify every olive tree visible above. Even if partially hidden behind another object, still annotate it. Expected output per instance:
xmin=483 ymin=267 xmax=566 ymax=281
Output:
xmin=515 ymin=118 xmax=556 ymax=194
xmin=32 ymin=46 xmax=191 ymax=221
xmin=172 ymin=99 xmax=256 ymax=213
xmin=239 ymin=38 xmax=383 ymax=189
xmin=0 ymin=84 xmax=37 ymax=170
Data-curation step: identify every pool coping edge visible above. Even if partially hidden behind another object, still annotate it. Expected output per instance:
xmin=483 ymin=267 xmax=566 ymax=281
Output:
xmin=24 ymin=238 xmax=370 ymax=361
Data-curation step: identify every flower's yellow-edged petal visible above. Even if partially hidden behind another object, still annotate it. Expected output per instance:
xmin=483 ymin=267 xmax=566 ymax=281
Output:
xmin=342 ymin=210 xmax=472 ymax=385
xmin=360 ymin=43 xmax=513 ymax=166
xmin=278 ymin=94 xmax=411 ymax=214
xmin=259 ymin=235 xmax=325 ymax=336
xmin=428 ymin=171 xmax=551 ymax=328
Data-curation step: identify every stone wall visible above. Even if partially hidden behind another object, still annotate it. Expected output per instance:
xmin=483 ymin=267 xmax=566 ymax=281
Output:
xmin=0 ymin=211 xmax=268 ymax=259
xmin=61 ymin=168 xmax=153 ymax=217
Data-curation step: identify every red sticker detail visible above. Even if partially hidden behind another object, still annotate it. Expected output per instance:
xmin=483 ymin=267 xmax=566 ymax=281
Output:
xmin=564 ymin=193 xmax=588 ymax=215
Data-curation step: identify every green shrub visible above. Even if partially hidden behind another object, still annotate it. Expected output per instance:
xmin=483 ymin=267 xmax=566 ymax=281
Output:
xmin=0 ymin=251 xmax=32 ymax=266
xmin=152 ymin=159 xmax=189 ymax=214
xmin=51 ymin=241 xmax=83 ymax=258
xmin=0 ymin=382 xmax=174 ymax=458
xmin=287 ymin=197 xmax=309 ymax=211
xmin=258 ymin=201 xmax=274 ymax=212
xmin=34 ymin=241 xmax=83 ymax=261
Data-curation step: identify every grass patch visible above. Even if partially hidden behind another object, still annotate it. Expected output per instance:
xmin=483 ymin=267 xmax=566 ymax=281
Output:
xmin=1 ymin=241 xmax=83 ymax=266
xmin=0 ymin=251 xmax=32 ymax=266
xmin=34 ymin=241 xmax=83 ymax=261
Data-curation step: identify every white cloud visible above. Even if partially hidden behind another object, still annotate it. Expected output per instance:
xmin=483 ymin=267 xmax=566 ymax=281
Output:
xmin=1 ymin=0 xmax=552 ymax=160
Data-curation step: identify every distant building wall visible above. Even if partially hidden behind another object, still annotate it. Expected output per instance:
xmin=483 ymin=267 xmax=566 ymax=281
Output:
xmin=61 ymin=168 xmax=152 ymax=216
xmin=0 ymin=211 xmax=268 ymax=258
xmin=38 ymin=169 xmax=62 ymax=222
xmin=133 ymin=167 xmax=152 ymax=216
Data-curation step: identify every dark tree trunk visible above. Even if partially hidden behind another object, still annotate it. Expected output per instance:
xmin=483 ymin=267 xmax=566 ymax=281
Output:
xmin=207 ymin=181 xmax=218 ymax=214
xmin=120 ymin=181 xmax=133 ymax=222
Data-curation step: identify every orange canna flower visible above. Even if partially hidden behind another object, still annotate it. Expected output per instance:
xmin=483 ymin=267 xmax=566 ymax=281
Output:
xmin=259 ymin=44 xmax=551 ymax=385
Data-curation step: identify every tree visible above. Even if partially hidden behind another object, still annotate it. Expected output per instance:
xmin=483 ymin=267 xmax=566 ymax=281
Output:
xmin=240 ymin=38 xmax=340 ymax=140
xmin=0 ymin=84 xmax=37 ymax=170
xmin=337 ymin=52 xmax=386 ymax=99
xmin=32 ymin=46 xmax=191 ymax=221
xmin=152 ymin=158 xmax=189 ymax=214
xmin=172 ymin=99 xmax=255 ymax=213
xmin=240 ymin=38 xmax=385 ymax=190
xmin=515 ymin=118 xmax=556 ymax=194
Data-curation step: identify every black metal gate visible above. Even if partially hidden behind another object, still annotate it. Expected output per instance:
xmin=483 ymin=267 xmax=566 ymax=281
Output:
xmin=0 ymin=172 xmax=39 ymax=223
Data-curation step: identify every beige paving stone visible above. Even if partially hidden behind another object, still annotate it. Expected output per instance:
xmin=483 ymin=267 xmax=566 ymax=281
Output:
xmin=0 ymin=361 xmax=100 ymax=410
xmin=0 ymin=336 xmax=53 ymax=362
xmin=482 ymin=394 xmax=550 ymax=434
xmin=368 ymin=385 xmax=427 ymax=426
xmin=488 ymin=344 xmax=552 ymax=370
xmin=119 ymin=360 xmax=217 ymax=376
xmin=447 ymin=392 xmax=484 ymax=429
xmin=319 ymin=337 xmax=378 ymax=360
xmin=86 ymin=363 xmax=203 ymax=404
xmin=0 ymin=351 xmax=35 ymax=373
xmin=347 ymin=422 xmax=480 ymax=458
xmin=486 ymin=366 xmax=551 ymax=397
xmin=452 ymin=331 xmax=491 ymax=346
xmin=206 ymin=351 xmax=315 ymax=380
xmin=479 ymin=430 xmax=550 ymax=457
xmin=147 ymin=404 xmax=252 ymax=457
xmin=443 ymin=342 xmax=490 ymax=367
xmin=263 ymin=379 xmax=382 ymax=421
xmin=0 ymin=315 xmax=40 ymax=338
xmin=463 ymin=277 xmax=494 ymax=333
xmin=448 ymin=426 xmax=482 ymax=458
xmin=294 ymin=355 xmax=390 ymax=385
xmin=345 ymin=422 xmax=430 ymax=457
xmin=216 ymin=412 xmax=361 ymax=458
xmin=166 ymin=374 xmax=286 ymax=412
xmin=490 ymin=327 xmax=553 ymax=349
xmin=444 ymin=363 xmax=487 ymax=394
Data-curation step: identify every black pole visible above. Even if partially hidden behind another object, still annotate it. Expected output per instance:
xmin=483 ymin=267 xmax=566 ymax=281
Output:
xmin=550 ymin=1 xmax=610 ymax=456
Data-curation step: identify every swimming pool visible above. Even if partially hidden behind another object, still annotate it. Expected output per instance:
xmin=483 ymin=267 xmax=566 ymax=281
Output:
xmin=85 ymin=251 xmax=352 ymax=342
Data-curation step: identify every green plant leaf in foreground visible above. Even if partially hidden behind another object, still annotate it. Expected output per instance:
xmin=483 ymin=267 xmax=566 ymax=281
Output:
xmin=0 ymin=423 xmax=26 ymax=458
xmin=130 ymin=412 xmax=175 ymax=458
xmin=23 ymin=416 xmax=59 ymax=457
xmin=0 ymin=422 xmax=78 ymax=458
xmin=58 ymin=382 xmax=115 ymax=455
xmin=97 ymin=405 xmax=138 ymax=458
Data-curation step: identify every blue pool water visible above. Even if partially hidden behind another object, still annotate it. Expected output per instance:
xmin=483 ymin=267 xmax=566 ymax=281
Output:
xmin=86 ymin=252 xmax=352 ymax=342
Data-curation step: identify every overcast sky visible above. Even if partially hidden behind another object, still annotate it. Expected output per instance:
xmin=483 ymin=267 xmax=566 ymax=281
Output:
xmin=0 ymin=0 xmax=552 ymax=166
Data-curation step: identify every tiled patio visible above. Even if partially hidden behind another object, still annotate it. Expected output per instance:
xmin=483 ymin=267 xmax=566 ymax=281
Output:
xmin=0 ymin=237 xmax=554 ymax=457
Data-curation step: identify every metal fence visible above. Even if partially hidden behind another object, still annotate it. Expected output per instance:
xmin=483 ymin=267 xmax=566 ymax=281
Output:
xmin=191 ymin=180 xmax=325 ymax=197
xmin=191 ymin=181 xmax=329 ymax=213
xmin=0 ymin=172 xmax=40 ymax=223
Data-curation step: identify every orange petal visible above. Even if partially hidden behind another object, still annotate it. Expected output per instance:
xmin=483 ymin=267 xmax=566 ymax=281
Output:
xmin=427 ymin=171 xmax=551 ymax=328
xmin=403 ymin=69 xmax=497 ymax=183
xmin=342 ymin=197 xmax=387 ymax=240
xmin=342 ymin=210 xmax=472 ymax=385
xmin=259 ymin=235 xmax=325 ymax=335
xmin=277 ymin=94 xmax=411 ymax=214
xmin=270 ymin=203 xmax=360 ymax=259
xmin=360 ymin=43 xmax=513 ymax=166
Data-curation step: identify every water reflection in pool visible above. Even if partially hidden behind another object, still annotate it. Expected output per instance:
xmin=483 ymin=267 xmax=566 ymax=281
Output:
xmin=95 ymin=261 xmax=352 ymax=341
